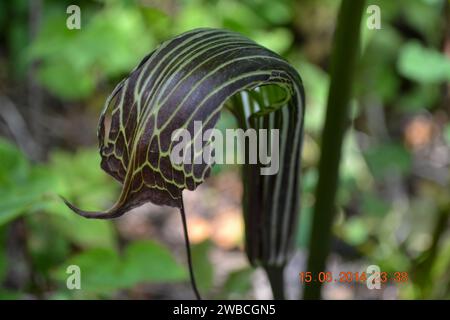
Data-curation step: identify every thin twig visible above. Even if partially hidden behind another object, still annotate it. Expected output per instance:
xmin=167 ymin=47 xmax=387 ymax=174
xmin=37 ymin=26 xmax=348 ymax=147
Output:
xmin=179 ymin=195 xmax=202 ymax=300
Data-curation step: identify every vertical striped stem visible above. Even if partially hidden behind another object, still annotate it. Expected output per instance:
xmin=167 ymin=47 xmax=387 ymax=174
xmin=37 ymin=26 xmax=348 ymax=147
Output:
xmin=264 ymin=265 xmax=286 ymax=300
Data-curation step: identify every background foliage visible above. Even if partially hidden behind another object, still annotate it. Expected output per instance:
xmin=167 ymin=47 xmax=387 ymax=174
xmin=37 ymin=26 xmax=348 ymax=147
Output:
xmin=0 ymin=0 xmax=449 ymax=299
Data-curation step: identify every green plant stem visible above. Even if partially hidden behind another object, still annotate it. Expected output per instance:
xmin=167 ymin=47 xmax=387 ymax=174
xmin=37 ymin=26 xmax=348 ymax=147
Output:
xmin=179 ymin=196 xmax=202 ymax=300
xmin=264 ymin=265 xmax=285 ymax=300
xmin=304 ymin=0 xmax=366 ymax=300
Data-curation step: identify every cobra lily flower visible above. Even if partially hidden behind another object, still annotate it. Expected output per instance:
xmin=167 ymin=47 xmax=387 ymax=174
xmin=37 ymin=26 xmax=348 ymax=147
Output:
xmin=63 ymin=28 xmax=305 ymax=300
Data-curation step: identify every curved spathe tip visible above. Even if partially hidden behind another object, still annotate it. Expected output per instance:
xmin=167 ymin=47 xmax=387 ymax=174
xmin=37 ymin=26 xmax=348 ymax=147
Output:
xmin=60 ymin=195 xmax=126 ymax=219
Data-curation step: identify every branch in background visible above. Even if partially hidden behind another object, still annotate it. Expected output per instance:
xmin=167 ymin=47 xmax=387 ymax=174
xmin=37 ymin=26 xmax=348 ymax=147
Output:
xmin=304 ymin=0 xmax=366 ymax=300
xmin=412 ymin=1 xmax=450 ymax=298
xmin=27 ymin=0 xmax=45 ymax=161
xmin=0 ymin=95 xmax=41 ymax=160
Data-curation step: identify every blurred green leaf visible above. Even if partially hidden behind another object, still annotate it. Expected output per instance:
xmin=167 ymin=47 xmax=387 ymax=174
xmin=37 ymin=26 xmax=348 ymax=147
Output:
xmin=365 ymin=143 xmax=412 ymax=177
xmin=122 ymin=240 xmax=187 ymax=284
xmin=257 ymin=0 xmax=292 ymax=25
xmin=397 ymin=84 xmax=440 ymax=112
xmin=29 ymin=4 xmax=153 ymax=100
xmin=174 ymin=0 xmax=219 ymax=33
xmin=0 ymin=139 xmax=53 ymax=225
xmin=36 ymin=60 xmax=95 ymax=99
xmin=0 ymin=290 xmax=21 ymax=300
xmin=398 ymin=41 xmax=450 ymax=84
xmin=53 ymin=240 xmax=187 ymax=294
xmin=362 ymin=193 xmax=390 ymax=217
xmin=343 ymin=217 xmax=369 ymax=246
xmin=218 ymin=267 xmax=253 ymax=299
xmin=26 ymin=215 xmax=70 ymax=275
xmin=0 ymin=138 xmax=28 ymax=186
xmin=54 ymin=248 xmax=123 ymax=293
xmin=253 ymin=28 xmax=293 ymax=55
xmin=401 ymin=0 xmax=443 ymax=43
xmin=49 ymin=214 xmax=116 ymax=250
xmin=0 ymin=145 xmax=117 ymax=233
xmin=48 ymin=148 xmax=118 ymax=212
xmin=192 ymin=240 xmax=214 ymax=291
xmin=219 ymin=0 xmax=267 ymax=31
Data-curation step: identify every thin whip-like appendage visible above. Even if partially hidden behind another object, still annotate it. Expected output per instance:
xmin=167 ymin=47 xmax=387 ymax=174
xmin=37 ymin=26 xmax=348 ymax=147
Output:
xmin=179 ymin=196 xmax=202 ymax=300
